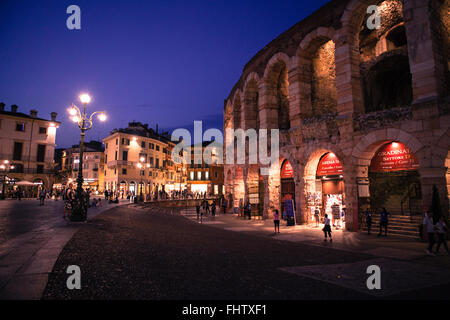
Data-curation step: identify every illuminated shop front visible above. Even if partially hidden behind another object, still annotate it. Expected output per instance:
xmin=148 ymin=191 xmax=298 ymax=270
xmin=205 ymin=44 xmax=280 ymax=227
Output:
xmin=367 ymin=141 xmax=421 ymax=215
xmin=280 ymin=160 xmax=295 ymax=221
xmin=307 ymin=152 xmax=344 ymax=226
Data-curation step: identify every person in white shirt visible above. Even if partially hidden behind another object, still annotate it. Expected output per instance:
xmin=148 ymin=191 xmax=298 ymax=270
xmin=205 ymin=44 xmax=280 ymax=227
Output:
xmin=435 ymin=216 xmax=449 ymax=255
xmin=423 ymin=211 xmax=436 ymax=256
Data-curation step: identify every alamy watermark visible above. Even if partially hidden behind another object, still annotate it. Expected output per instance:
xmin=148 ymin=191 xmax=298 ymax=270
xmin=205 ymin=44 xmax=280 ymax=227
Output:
xmin=170 ymin=121 xmax=279 ymax=176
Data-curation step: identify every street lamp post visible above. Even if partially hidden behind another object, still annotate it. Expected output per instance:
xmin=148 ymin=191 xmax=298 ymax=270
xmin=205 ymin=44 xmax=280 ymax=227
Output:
xmin=68 ymin=94 xmax=107 ymax=221
xmin=137 ymin=157 xmax=150 ymax=202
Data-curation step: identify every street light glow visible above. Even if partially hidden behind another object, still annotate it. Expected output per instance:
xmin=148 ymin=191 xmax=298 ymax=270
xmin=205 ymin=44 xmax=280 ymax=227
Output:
xmin=68 ymin=107 xmax=77 ymax=116
xmin=98 ymin=113 xmax=107 ymax=122
xmin=71 ymin=116 xmax=80 ymax=123
xmin=140 ymin=157 xmax=145 ymax=162
xmin=79 ymin=93 xmax=91 ymax=104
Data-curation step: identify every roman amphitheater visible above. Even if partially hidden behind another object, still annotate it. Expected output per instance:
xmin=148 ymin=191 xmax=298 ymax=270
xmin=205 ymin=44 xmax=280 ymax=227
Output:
xmin=223 ymin=0 xmax=449 ymax=232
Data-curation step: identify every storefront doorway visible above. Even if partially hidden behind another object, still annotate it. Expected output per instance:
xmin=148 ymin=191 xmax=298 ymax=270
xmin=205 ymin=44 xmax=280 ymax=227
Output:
xmin=314 ymin=152 xmax=344 ymax=227
xmin=368 ymin=141 xmax=421 ymax=215
xmin=280 ymin=160 xmax=295 ymax=224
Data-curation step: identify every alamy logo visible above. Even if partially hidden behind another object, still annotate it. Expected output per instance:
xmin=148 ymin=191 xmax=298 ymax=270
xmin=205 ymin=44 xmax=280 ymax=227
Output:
xmin=366 ymin=265 xmax=381 ymax=290
xmin=171 ymin=121 xmax=279 ymax=176
xmin=66 ymin=265 xmax=81 ymax=290
xmin=366 ymin=5 xmax=381 ymax=30
xmin=66 ymin=5 xmax=81 ymax=30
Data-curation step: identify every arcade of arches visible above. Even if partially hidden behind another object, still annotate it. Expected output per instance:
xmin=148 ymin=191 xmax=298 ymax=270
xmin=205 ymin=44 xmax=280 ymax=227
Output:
xmin=223 ymin=0 xmax=450 ymax=232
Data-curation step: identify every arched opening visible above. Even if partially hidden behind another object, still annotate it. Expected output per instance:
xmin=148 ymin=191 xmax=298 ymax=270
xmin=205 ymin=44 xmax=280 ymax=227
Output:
xmin=244 ymin=79 xmax=259 ymax=130
xmin=129 ymin=181 xmax=136 ymax=194
xmin=305 ymin=151 xmax=344 ymax=228
xmin=368 ymin=141 xmax=422 ymax=215
xmin=298 ymin=37 xmax=337 ymax=118
xmin=280 ymin=159 xmax=295 ymax=225
xmin=266 ymin=60 xmax=290 ymax=130
xmin=311 ymin=40 xmax=337 ymax=116
xmin=358 ymin=0 xmax=412 ymax=113
xmin=361 ymin=54 xmax=412 ymax=112
xmin=258 ymin=168 xmax=265 ymax=217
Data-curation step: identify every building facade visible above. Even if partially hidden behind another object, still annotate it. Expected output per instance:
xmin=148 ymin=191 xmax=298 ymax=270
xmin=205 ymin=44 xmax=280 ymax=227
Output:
xmin=186 ymin=141 xmax=224 ymax=196
xmin=61 ymin=141 xmax=105 ymax=192
xmin=0 ymin=103 xmax=60 ymax=190
xmin=223 ymin=0 xmax=449 ymax=231
xmin=103 ymin=122 xmax=186 ymax=198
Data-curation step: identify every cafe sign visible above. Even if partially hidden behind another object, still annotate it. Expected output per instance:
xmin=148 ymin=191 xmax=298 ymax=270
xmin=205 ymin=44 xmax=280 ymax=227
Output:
xmin=370 ymin=142 xmax=419 ymax=172
xmin=317 ymin=153 xmax=343 ymax=176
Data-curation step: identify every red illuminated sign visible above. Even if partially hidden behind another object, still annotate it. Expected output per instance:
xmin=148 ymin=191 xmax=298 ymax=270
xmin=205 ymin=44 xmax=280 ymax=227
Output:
xmin=281 ymin=160 xmax=294 ymax=179
xmin=317 ymin=153 xmax=343 ymax=176
xmin=370 ymin=142 xmax=419 ymax=172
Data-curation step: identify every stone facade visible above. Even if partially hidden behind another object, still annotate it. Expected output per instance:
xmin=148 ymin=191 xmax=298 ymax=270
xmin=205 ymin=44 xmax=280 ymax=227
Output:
xmin=223 ymin=0 xmax=450 ymax=231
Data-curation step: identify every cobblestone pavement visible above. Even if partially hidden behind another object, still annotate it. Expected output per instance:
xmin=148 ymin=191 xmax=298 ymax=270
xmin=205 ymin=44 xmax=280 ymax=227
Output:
xmin=43 ymin=205 xmax=450 ymax=299
xmin=0 ymin=198 xmax=128 ymax=299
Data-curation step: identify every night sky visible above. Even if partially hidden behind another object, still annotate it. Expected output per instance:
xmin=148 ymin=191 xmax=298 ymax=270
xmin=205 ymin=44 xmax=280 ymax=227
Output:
xmin=0 ymin=0 xmax=330 ymax=148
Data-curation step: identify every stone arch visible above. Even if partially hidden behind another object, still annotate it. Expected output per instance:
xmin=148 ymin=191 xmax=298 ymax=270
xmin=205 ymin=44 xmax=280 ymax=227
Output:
xmin=243 ymin=72 xmax=260 ymax=130
xmin=224 ymin=101 xmax=233 ymax=129
xmin=296 ymin=27 xmax=337 ymax=118
xmin=262 ymin=52 xmax=291 ymax=130
xmin=343 ymin=0 xmax=413 ymax=113
xmin=352 ymin=128 xmax=424 ymax=171
xmin=233 ymin=165 xmax=245 ymax=209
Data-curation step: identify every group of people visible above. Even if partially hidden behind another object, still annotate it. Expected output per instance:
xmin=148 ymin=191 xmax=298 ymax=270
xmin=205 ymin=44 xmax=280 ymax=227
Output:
xmin=423 ymin=212 xmax=449 ymax=256
xmin=195 ymin=199 xmax=217 ymax=222
xmin=364 ymin=207 xmax=390 ymax=236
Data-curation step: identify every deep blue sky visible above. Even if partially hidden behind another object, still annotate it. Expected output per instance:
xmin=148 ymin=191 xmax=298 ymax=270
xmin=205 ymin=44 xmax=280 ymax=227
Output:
xmin=0 ymin=0 xmax=329 ymax=148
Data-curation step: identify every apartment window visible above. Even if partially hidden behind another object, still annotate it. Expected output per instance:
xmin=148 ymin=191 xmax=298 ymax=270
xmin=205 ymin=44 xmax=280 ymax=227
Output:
xmin=115 ymin=151 xmax=118 ymax=160
xmin=105 ymin=154 xmax=108 ymax=162
xmin=197 ymin=171 xmax=202 ymax=180
xmin=163 ymin=148 xmax=167 ymax=154
xmin=114 ymin=168 xmax=117 ymax=174
xmin=141 ymin=141 xmax=145 ymax=148
xmin=13 ymin=142 xmax=23 ymax=161
xmin=104 ymin=170 xmax=107 ymax=177
xmin=156 ymin=145 xmax=160 ymax=151
xmin=122 ymin=151 xmax=128 ymax=161
xmin=15 ymin=123 xmax=25 ymax=132
xmin=215 ymin=171 xmax=218 ymax=178
xmin=122 ymin=168 xmax=127 ymax=175
xmin=190 ymin=171 xmax=194 ymax=180
xmin=39 ymin=127 xmax=47 ymax=134
xmin=93 ymin=172 xmax=98 ymax=178
xmin=37 ymin=144 xmax=46 ymax=162
xmin=105 ymin=143 xmax=108 ymax=149
xmin=115 ymin=138 xmax=118 ymax=145
xmin=36 ymin=165 xmax=44 ymax=174
xmin=122 ymin=138 xmax=130 ymax=145
xmin=205 ymin=171 xmax=209 ymax=180
xmin=155 ymin=158 xmax=159 ymax=168
xmin=149 ymin=143 xmax=154 ymax=149
xmin=149 ymin=171 xmax=152 ymax=177
xmin=149 ymin=157 xmax=154 ymax=165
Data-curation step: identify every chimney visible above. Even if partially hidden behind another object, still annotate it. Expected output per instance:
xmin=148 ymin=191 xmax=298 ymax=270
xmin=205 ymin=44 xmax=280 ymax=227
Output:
xmin=0 ymin=103 xmax=5 ymax=112
xmin=30 ymin=109 xmax=38 ymax=118
xmin=11 ymin=105 xmax=18 ymax=113
xmin=51 ymin=112 xmax=57 ymax=121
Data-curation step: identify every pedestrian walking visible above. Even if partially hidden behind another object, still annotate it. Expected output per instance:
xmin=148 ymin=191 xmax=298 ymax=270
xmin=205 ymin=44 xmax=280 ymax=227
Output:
xmin=211 ymin=200 xmax=216 ymax=217
xmin=39 ymin=188 xmax=46 ymax=206
xmin=64 ymin=183 xmax=75 ymax=220
xmin=314 ymin=208 xmax=320 ymax=227
xmin=423 ymin=211 xmax=436 ymax=256
xmin=365 ymin=209 xmax=372 ymax=235
xmin=323 ymin=214 xmax=332 ymax=241
xmin=377 ymin=207 xmax=390 ymax=237
xmin=435 ymin=216 xmax=449 ymax=255
xmin=273 ymin=209 xmax=280 ymax=234
xmin=196 ymin=204 xmax=200 ymax=220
